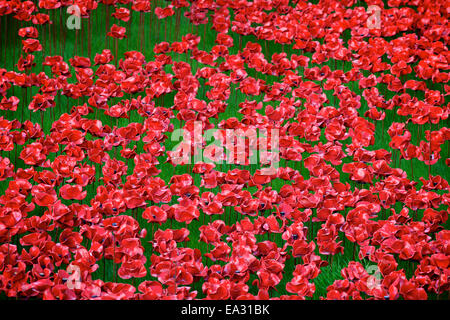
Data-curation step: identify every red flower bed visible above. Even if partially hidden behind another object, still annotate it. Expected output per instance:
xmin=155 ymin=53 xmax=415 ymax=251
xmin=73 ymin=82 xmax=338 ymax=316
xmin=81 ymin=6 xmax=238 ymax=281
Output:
xmin=0 ymin=0 xmax=448 ymax=300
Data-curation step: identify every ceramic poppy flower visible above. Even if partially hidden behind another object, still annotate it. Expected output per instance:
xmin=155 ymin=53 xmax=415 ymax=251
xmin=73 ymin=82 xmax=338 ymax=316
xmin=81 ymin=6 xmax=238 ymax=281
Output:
xmin=112 ymin=7 xmax=130 ymax=22
xmin=22 ymin=39 xmax=42 ymax=53
xmin=107 ymin=24 xmax=127 ymax=39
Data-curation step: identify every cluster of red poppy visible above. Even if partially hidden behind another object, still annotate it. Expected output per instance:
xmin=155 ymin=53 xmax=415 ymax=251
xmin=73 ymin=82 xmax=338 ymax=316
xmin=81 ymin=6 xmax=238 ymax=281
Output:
xmin=0 ymin=0 xmax=449 ymax=300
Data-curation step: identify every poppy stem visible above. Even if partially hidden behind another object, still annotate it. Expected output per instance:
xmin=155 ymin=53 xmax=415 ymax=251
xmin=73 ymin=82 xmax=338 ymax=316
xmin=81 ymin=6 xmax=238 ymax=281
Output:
xmin=0 ymin=19 xmax=4 ymax=69
xmin=352 ymin=242 xmax=356 ymax=261
xmin=203 ymin=21 xmax=207 ymax=51
xmin=104 ymin=4 xmax=107 ymax=46
xmin=127 ymin=6 xmax=131 ymax=51
xmin=164 ymin=14 xmax=167 ymax=43
xmin=137 ymin=10 xmax=142 ymax=52
xmin=6 ymin=229 xmax=10 ymax=267
xmin=115 ymin=38 xmax=118 ymax=68
xmin=113 ymin=231 xmax=116 ymax=283
xmin=175 ymin=7 xmax=180 ymax=41
xmin=185 ymin=222 xmax=188 ymax=247
xmin=330 ymin=254 xmax=334 ymax=271
xmin=52 ymin=10 xmax=57 ymax=54
xmin=62 ymin=12 xmax=67 ymax=58
xmin=106 ymin=4 xmax=110 ymax=49
xmin=155 ymin=0 xmax=160 ymax=42
xmin=428 ymin=120 xmax=432 ymax=177
xmin=148 ymin=7 xmax=153 ymax=50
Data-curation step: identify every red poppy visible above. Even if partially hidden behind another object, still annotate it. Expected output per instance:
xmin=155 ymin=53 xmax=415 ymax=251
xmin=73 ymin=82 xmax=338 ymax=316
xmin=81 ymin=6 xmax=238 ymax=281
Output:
xmin=107 ymin=24 xmax=127 ymax=39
